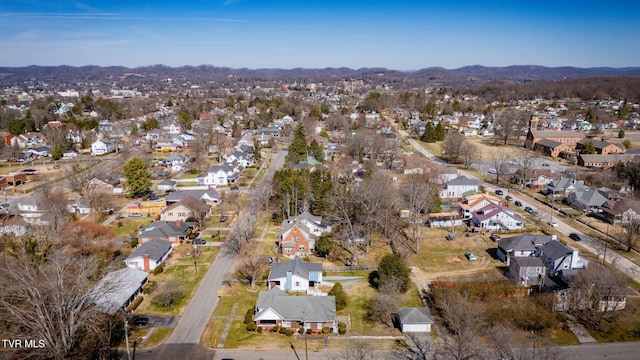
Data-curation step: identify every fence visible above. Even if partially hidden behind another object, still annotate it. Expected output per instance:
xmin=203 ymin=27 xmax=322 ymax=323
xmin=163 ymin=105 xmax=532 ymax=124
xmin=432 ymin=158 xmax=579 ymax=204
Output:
xmin=324 ymin=265 xmax=378 ymax=272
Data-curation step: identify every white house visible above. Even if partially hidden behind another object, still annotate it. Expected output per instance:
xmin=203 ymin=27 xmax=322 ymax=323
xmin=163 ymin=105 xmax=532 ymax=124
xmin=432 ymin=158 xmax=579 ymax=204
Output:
xmin=91 ymin=140 xmax=115 ymax=156
xmin=470 ymin=203 xmax=525 ymax=231
xmin=267 ymin=258 xmax=323 ymax=293
xmin=197 ymin=164 xmax=242 ymax=187
xmin=283 ymin=212 xmax=330 ymax=237
xmin=439 ymin=175 xmax=478 ymax=199
xmin=124 ymin=240 xmax=173 ymax=272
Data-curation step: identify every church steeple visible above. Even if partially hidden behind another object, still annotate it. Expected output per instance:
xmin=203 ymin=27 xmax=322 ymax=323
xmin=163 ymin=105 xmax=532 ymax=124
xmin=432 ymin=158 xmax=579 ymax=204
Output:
xmin=529 ymin=115 xmax=539 ymax=130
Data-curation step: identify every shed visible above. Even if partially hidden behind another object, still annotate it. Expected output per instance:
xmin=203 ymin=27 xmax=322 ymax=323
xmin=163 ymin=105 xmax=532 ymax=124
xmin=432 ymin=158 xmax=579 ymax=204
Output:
xmin=397 ymin=307 xmax=433 ymax=333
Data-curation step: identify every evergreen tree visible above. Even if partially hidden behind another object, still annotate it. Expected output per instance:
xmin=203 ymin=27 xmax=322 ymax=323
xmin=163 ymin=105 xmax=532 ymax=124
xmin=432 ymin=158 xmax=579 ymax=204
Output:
xmin=328 ymin=282 xmax=347 ymax=311
xmin=51 ymin=146 xmax=63 ymax=161
xmin=435 ymin=122 xmax=445 ymax=141
xmin=287 ymin=123 xmax=308 ymax=163
xmin=308 ymin=139 xmax=324 ymax=161
xmin=253 ymin=139 xmax=262 ymax=161
xmin=581 ymin=141 xmax=596 ymax=154
xmin=421 ymin=122 xmax=437 ymax=143
xmin=618 ymin=128 xmax=625 ymax=139
xmin=123 ymin=158 xmax=152 ymax=198
xmin=376 ymin=253 xmax=411 ymax=293
xmin=315 ymin=235 xmax=333 ymax=258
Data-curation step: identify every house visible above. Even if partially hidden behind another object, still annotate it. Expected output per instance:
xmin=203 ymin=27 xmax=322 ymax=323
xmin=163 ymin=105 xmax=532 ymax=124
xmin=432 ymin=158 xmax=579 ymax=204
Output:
xmin=253 ymin=287 xmax=337 ymax=334
xmin=279 ymin=220 xmax=316 ymax=258
xmin=397 ymin=307 xmax=433 ymax=333
xmin=427 ymin=212 xmax=464 ymax=228
xmin=283 ymin=212 xmax=330 ymax=237
xmin=511 ymin=168 xmax=556 ymax=188
xmin=577 ymin=153 xmax=639 ymax=169
xmin=138 ymin=221 xmax=198 ymax=245
xmin=470 ymin=203 xmax=525 ymax=231
xmin=17 ymin=195 xmax=39 ymax=212
xmin=157 ymin=179 xmax=177 ymax=192
xmin=496 ymin=234 xmax=556 ymax=265
xmin=165 ymin=189 xmax=222 ymax=206
xmin=601 ymin=198 xmax=640 ymax=224
xmin=533 ymin=139 xmax=573 ymax=158
xmin=91 ymin=140 xmax=115 ymax=156
xmin=458 ymin=193 xmax=501 ymax=219
xmin=567 ymin=188 xmax=608 ymax=212
xmin=225 ymin=150 xmax=254 ymax=167
xmin=439 ymin=175 xmax=478 ymax=199
xmin=89 ymin=267 xmax=148 ymax=314
xmin=159 ymin=197 xmax=210 ymax=222
xmin=508 ymin=256 xmax=546 ymax=287
xmin=87 ymin=176 xmax=123 ymax=194
xmin=0 ymin=214 xmax=30 ymax=237
xmin=197 ymin=164 xmax=243 ymax=187
xmin=268 ymin=258 xmax=323 ymax=293
xmin=547 ymin=178 xmax=584 ymax=198
xmin=539 ymin=241 xmax=588 ymax=277
xmin=164 ymin=153 xmax=189 ymax=172
xmin=124 ymin=239 xmax=173 ymax=272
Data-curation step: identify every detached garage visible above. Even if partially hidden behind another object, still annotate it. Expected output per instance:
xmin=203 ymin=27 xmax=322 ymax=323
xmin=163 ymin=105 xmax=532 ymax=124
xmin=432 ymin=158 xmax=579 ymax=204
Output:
xmin=397 ymin=307 xmax=433 ymax=333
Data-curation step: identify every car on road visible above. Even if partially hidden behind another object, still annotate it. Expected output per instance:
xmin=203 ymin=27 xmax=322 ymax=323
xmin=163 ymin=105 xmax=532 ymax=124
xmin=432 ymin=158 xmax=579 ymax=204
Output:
xmin=514 ymin=200 xmax=522 ymax=207
xmin=548 ymin=221 xmax=558 ymax=228
xmin=0 ymin=203 xmax=9 ymax=209
xmin=495 ymin=189 xmax=504 ymax=196
xmin=192 ymin=239 xmax=206 ymax=245
xmin=465 ymin=252 xmax=478 ymax=261
xmin=542 ymin=163 xmax=550 ymax=167
xmin=230 ymin=185 xmax=240 ymax=190
xmin=128 ymin=213 xmax=142 ymax=217
xmin=505 ymin=195 xmax=513 ymax=201
xmin=569 ymin=233 xmax=586 ymax=241
xmin=488 ymin=168 xmax=498 ymax=174
xmin=524 ymin=206 xmax=539 ymax=216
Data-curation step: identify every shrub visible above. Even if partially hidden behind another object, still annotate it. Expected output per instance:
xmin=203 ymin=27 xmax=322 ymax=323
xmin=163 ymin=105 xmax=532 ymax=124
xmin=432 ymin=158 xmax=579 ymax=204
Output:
xmin=322 ymin=327 xmax=330 ymax=335
xmin=257 ymin=327 xmax=263 ymax=333
xmin=126 ymin=296 xmax=143 ymax=312
xmin=153 ymin=265 xmax=164 ymax=275
xmin=246 ymin=321 xmax=257 ymax=331
xmin=271 ymin=325 xmax=280 ymax=333
xmin=244 ymin=307 xmax=254 ymax=324
xmin=338 ymin=322 xmax=347 ymax=335
xmin=306 ymin=328 xmax=313 ymax=335
xmin=129 ymin=238 xmax=138 ymax=247
xmin=143 ymin=281 xmax=157 ymax=295
xmin=279 ymin=326 xmax=286 ymax=334
xmin=328 ymin=283 xmax=347 ymax=311
xmin=298 ymin=328 xmax=305 ymax=334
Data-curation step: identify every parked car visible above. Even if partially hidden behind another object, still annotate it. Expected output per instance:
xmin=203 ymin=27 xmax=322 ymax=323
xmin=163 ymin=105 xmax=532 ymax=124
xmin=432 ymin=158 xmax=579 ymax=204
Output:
xmin=488 ymin=168 xmax=498 ymax=174
xmin=210 ymin=232 xmax=219 ymax=238
xmin=446 ymin=233 xmax=456 ymax=241
xmin=505 ymin=195 xmax=513 ymax=201
xmin=193 ymin=239 xmax=206 ymax=245
xmin=465 ymin=252 xmax=478 ymax=261
xmin=490 ymin=233 xmax=501 ymax=241
xmin=219 ymin=215 xmax=229 ymax=222
xmin=409 ymin=218 xmax=423 ymax=224
xmin=548 ymin=220 xmax=558 ymax=228
xmin=495 ymin=189 xmax=504 ymax=196
xmin=132 ymin=316 xmax=149 ymax=326
xmin=542 ymin=163 xmax=550 ymax=167
xmin=230 ymin=185 xmax=240 ymax=190
xmin=0 ymin=203 xmax=9 ymax=209
xmin=128 ymin=212 xmax=142 ymax=217
xmin=514 ymin=200 xmax=522 ymax=207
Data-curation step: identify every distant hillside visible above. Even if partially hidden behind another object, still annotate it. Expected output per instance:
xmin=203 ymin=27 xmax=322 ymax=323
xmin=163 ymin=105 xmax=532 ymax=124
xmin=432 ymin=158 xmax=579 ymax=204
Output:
xmin=1 ymin=64 xmax=639 ymax=86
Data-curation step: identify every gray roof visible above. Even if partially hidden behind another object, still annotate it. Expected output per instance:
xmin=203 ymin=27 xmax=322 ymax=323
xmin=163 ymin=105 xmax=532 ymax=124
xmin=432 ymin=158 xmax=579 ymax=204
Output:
xmin=535 ymin=138 xmax=564 ymax=148
xmin=511 ymin=256 xmax=545 ymax=267
xmin=397 ymin=307 xmax=433 ymax=325
xmin=540 ymin=240 xmax=572 ymax=261
xmin=268 ymin=258 xmax=322 ymax=280
xmin=125 ymin=239 xmax=172 ymax=262
xmin=139 ymin=221 xmax=197 ymax=238
xmin=285 ymin=211 xmax=322 ymax=226
xmin=91 ymin=267 xmax=147 ymax=314
xmin=530 ymin=130 xmax=585 ymax=139
xmin=254 ymin=287 xmax=336 ymax=322
xmin=446 ymin=175 xmax=477 ymax=187
xmin=157 ymin=179 xmax=177 ymax=186
xmin=165 ymin=189 xmax=221 ymax=203
xmin=571 ymin=188 xmax=608 ymax=207
xmin=497 ymin=234 xmax=554 ymax=252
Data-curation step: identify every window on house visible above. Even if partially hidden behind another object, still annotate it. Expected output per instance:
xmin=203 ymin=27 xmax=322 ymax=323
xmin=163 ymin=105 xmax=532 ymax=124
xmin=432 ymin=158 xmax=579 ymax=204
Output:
xmin=299 ymin=245 xmax=305 ymax=250
xmin=295 ymin=282 xmax=300 ymax=287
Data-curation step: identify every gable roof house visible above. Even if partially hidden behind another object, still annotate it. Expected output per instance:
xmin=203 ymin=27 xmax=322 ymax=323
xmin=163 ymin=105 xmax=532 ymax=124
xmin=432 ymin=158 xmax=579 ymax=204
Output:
xmin=547 ymin=178 xmax=585 ymax=198
xmin=539 ymin=240 xmax=588 ymax=277
xmin=124 ymin=239 xmax=173 ymax=272
xmin=533 ymin=139 xmax=573 ymax=158
xmin=138 ymin=221 xmax=198 ymax=245
xmin=90 ymin=139 xmax=115 ymax=156
xmin=157 ymin=179 xmax=177 ymax=193
xmin=159 ymin=196 xmax=210 ymax=222
xmin=511 ymin=168 xmax=556 ymax=188
xmin=89 ymin=267 xmax=148 ymax=314
xmin=577 ymin=153 xmax=640 ymax=169
xmin=439 ymin=175 xmax=478 ymax=200
xmin=268 ymin=258 xmax=323 ymax=293
xmin=567 ymin=188 xmax=608 ymax=213
xmin=601 ymin=198 xmax=640 ymax=225
xmin=509 ymin=256 xmax=547 ymax=287
xmin=470 ymin=203 xmax=525 ymax=231
xmin=165 ymin=189 xmax=222 ymax=205
xmin=496 ymin=234 xmax=556 ymax=265
xmin=197 ymin=164 xmax=243 ymax=187
xmin=283 ymin=212 xmax=330 ymax=237
xmin=279 ymin=221 xmax=316 ymax=258
xmin=253 ymin=287 xmax=337 ymax=334
xmin=224 ymin=150 xmax=254 ymax=167
xmin=459 ymin=193 xmax=501 ymax=219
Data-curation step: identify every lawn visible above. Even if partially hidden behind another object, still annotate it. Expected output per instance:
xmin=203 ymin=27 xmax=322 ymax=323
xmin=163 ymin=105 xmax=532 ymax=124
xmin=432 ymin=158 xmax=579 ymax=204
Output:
xmin=135 ymin=247 xmax=218 ymax=317
xmin=343 ymin=282 xmax=403 ymax=336
xmin=141 ymin=328 xmax=173 ymax=348
xmin=589 ymin=297 xmax=640 ymax=343
xmin=112 ymin=217 xmax=153 ymax=238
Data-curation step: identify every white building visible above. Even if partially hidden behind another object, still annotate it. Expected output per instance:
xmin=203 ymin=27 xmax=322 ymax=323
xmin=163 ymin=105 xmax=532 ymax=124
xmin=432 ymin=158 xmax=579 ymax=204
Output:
xmin=91 ymin=140 xmax=115 ymax=156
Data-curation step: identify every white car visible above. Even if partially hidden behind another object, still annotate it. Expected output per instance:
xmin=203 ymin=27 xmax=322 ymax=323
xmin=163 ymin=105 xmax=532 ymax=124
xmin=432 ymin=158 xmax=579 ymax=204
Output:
xmin=548 ymin=221 xmax=558 ymax=228
xmin=465 ymin=252 xmax=478 ymax=261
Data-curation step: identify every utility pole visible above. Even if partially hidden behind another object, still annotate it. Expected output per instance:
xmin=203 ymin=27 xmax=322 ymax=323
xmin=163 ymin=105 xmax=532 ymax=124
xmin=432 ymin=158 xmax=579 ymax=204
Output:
xmin=124 ymin=319 xmax=132 ymax=360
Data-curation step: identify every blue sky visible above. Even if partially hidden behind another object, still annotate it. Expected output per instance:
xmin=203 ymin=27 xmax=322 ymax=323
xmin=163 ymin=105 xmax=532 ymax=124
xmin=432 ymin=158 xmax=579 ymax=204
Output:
xmin=1 ymin=0 xmax=639 ymax=70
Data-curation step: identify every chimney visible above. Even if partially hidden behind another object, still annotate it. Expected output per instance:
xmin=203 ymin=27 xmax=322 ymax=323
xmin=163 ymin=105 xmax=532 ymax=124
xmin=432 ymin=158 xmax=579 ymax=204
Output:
xmin=175 ymin=221 xmax=181 ymax=227
xmin=529 ymin=115 xmax=539 ymax=130
xmin=143 ymin=254 xmax=150 ymax=272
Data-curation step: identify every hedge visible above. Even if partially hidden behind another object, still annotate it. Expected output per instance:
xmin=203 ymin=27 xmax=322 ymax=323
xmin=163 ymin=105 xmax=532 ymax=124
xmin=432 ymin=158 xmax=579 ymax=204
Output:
xmin=126 ymin=296 xmax=143 ymax=312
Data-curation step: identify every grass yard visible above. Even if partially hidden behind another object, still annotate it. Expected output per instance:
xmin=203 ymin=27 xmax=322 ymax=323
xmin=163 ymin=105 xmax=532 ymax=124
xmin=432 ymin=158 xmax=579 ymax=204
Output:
xmin=112 ymin=217 xmax=153 ymax=238
xmin=589 ymin=297 xmax=640 ymax=343
xmin=142 ymin=328 xmax=173 ymax=348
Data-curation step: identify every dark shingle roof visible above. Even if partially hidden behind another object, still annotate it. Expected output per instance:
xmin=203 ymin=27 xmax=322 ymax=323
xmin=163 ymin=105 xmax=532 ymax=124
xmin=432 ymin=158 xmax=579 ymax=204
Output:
xmin=254 ymin=287 xmax=336 ymax=322
xmin=269 ymin=258 xmax=322 ymax=280
xmin=125 ymin=240 xmax=172 ymax=262
xmin=397 ymin=307 xmax=432 ymax=324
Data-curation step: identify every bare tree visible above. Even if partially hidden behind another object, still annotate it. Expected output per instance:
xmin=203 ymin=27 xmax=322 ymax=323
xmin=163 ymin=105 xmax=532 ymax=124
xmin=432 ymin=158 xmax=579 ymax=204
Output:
xmin=65 ymin=163 xmax=97 ymax=196
xmin=565 ymin=264 xmax=629 ymax=331
xmin=494 ymin=109 xmax=530 ymax=145
xmin=223 ymin=210 xmax=256 ymax=255
xmin=403 ymin=174 xmax=438 ymax=252
xmin=394 ymin=333 xmax=435 ymax=360
xmin=352 ymin=172 xmax=390 ymax=253
xmin=0 ymin=250 xmax=114 ymax=360
xmin=616 ymin=220 xmax=640 ymax=252
xmin=366 ymin=292 xmax=397 ymax=327
xmin=441 ymin=133 xmax=466 ymax=163
xmin=459 ymin=141 xmax=481 ymax=170
xmin=335 ymin=339 xmax=376 ymax=360
xmin=490 ymin=149 xmax=511 ymax=185
xmin=237 ymin=253 xmax=267 ymax=289
xmin=513 ymin=148 xmax=537 ymax=188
